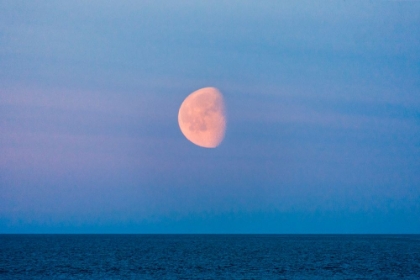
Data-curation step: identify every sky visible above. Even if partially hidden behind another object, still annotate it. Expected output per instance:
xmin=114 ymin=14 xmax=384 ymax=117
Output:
xmin=1 ymin=0 xmax=419 ymax=233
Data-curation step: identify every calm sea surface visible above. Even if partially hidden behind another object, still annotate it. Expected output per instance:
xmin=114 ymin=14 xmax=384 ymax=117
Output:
xmin=1 ymin=234 xmax=419 ymax=279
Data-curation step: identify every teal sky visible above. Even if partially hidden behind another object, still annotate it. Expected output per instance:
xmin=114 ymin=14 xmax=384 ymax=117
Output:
xmin=1 ymin=1 xmax=419 ymax=233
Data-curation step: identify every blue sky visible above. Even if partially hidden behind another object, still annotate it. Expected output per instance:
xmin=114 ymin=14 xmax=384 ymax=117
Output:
xmin=1 ymin=1 xmax=419 ymax=233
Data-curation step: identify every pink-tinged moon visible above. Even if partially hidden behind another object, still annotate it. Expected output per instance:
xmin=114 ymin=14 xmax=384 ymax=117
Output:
xmin=178 ymin=87 xmax=226 ymax=148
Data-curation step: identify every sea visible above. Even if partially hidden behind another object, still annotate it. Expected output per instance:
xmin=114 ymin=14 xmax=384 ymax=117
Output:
xmin=1 ymin=234 xmax=419 ymax=279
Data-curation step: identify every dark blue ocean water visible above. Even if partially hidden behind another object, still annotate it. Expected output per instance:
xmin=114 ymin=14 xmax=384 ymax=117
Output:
xmin=1 ymin=234 xmax=419 ymax=279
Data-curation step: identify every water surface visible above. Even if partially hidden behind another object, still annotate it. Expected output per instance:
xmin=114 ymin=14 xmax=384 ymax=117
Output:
xmin=1 ymin=234 xmax=419 ymax=279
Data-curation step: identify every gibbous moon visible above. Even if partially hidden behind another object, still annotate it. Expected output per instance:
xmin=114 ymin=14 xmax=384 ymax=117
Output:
xmin=178 ymin=87 xmax=226 ymax=148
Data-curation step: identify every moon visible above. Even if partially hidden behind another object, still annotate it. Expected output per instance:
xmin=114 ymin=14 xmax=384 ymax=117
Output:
xmin=178 ymin=87 xmax=226 ymax=148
